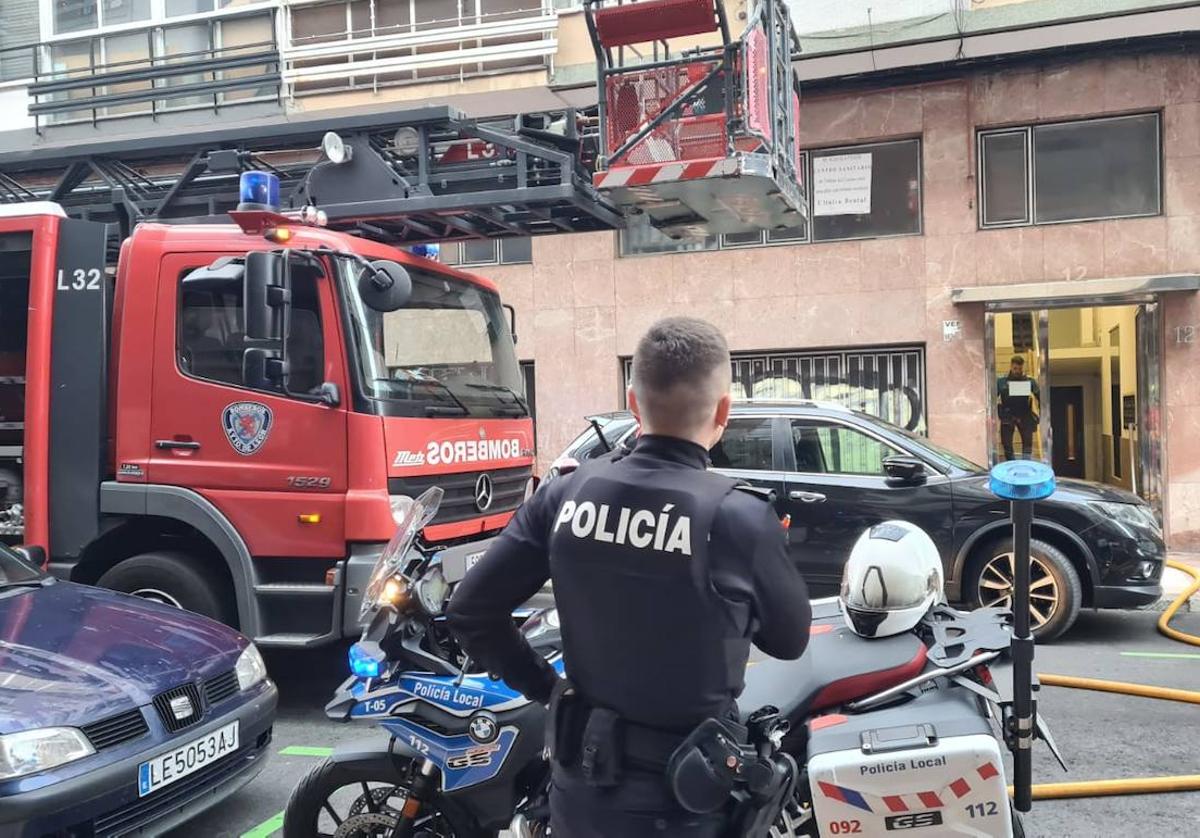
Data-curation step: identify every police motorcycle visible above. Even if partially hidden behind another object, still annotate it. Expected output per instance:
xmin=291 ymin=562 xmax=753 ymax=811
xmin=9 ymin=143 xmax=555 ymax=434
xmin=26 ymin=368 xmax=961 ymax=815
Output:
xmin=284 ymin=487 xmax=796 ymax=837
xmin=751 ymin=521 xmax=1066 ymax=837
xmin=286 ymin=487 xmax=1060 ymax=838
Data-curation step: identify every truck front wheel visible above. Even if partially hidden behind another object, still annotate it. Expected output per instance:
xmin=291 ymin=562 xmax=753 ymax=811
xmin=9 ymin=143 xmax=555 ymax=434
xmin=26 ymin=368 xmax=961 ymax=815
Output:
xmin=97 ymin=551 xmax=234 ymax=625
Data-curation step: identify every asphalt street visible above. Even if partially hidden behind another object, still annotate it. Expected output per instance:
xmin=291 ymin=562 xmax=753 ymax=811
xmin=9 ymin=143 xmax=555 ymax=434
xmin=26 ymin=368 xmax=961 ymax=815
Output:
xmin=172 ymin=607 xmax=1200 ymax=837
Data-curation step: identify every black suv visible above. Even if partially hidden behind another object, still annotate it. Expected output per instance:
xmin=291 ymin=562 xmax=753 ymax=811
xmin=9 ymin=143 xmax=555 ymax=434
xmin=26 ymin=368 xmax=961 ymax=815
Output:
xmin=545 ymin=403 xmax=1165 ymax=640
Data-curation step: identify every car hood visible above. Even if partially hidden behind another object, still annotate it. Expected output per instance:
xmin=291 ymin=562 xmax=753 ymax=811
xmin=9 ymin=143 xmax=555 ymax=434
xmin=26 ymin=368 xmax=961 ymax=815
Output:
xmin=0 ymin=581 xmax=245 ymax=734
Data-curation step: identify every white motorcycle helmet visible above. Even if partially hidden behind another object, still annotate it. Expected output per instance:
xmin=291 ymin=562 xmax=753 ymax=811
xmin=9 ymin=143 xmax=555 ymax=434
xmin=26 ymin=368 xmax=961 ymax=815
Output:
xmin=840 ymin=521 xmax=945 ymax=638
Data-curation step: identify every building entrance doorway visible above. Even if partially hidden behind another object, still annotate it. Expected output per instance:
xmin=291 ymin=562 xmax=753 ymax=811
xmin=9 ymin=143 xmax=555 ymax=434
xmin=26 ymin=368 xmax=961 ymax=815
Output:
xmin=984 ymin=302 xmax=1163 ymax=513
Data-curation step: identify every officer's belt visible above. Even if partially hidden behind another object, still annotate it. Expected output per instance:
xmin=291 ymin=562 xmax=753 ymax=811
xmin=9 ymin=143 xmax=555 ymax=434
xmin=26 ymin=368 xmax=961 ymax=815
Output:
xmin=546 ymin=679 xmax=701 ymax=784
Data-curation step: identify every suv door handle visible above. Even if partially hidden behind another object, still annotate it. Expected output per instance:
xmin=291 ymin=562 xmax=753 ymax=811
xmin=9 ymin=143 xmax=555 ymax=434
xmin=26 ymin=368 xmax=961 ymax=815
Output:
xmin=155 ymin=439 xmax=201 ymax=450
xmin=789 ymin=490 xmax=826 ymax=503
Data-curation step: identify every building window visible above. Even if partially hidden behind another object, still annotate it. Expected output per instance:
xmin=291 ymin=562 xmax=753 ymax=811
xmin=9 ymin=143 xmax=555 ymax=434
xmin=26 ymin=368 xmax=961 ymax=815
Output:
xmin=442 ymin=238 xmax=533 ymax=268
xmin=978 ymin=113 xmax=1161 ymax=228
xmin=620 ymin=139 xmax=921 ymax=256
xmin=623 ymin=345 xmax=927 ymax=434
xmin=811 ymin=139 xmax=921 ymax=242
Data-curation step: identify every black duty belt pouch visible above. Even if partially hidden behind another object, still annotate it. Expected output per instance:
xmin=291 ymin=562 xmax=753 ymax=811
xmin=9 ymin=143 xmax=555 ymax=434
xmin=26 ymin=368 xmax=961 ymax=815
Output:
xmin=579 ymin=707 xmax=623 ymax=787
xmin=665 ymin=718 xmax=746 ymax=814
xmin=545 ymin=678 xmax=583 ymax=769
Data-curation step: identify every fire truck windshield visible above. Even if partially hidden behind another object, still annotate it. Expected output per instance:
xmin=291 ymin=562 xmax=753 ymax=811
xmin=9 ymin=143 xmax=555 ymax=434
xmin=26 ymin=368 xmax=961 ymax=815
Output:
xmin=339 ymin=259 xmax=527 ymax=418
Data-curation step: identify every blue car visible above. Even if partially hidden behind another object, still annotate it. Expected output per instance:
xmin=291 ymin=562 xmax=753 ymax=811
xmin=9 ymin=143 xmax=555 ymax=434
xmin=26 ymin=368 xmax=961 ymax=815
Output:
xmin=0 ymin=544 xmax=277 ymax=836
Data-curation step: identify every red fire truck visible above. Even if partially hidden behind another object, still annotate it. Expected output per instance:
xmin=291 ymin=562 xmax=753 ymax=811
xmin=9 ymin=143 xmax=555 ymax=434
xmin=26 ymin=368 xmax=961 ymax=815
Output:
xmin=0 ymin=0 xmax=804 ymax=648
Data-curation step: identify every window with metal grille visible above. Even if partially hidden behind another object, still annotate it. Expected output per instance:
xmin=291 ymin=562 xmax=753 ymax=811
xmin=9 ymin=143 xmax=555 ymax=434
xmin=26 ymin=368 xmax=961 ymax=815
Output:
xmin=978 ymin=114 xmax=1161 ymax=228
xmin=623 ymin=345 xmax=927 ymax=434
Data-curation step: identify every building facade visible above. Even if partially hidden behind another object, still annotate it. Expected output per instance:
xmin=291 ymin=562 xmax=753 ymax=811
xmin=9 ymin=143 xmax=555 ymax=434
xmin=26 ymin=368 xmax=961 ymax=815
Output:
xmin=2 ymin=1 xmax=1200 ymax=549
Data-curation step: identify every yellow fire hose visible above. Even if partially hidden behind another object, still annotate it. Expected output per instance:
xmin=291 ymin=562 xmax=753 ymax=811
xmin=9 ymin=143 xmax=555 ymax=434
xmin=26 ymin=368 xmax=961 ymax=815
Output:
xmin=1015 ymin=558 xmax=1200 ymax=801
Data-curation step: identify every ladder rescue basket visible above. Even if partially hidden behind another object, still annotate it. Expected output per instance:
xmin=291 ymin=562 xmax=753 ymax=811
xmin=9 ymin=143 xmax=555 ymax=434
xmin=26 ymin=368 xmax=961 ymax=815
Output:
xmin=585 ymin=0 xmax=806 ymax=239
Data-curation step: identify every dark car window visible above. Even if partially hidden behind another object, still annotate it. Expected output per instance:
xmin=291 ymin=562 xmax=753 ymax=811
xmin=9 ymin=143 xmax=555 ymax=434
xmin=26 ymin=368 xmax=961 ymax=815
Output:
xmin=569 ymin=418 xmax=637 ymax=462
xmin=711 ymin=418 xmax=774 ymax=470
xmin=0 ymin=544 xmax=41 ymax=584
xmin=791 ymin=419 xmax=899 ymax=476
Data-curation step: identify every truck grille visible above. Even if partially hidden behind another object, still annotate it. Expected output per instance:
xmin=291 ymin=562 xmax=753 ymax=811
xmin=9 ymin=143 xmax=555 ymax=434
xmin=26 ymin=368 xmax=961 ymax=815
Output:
xmin=204 ymin=670 xmax=240 ymax=707
xmin=152 ymin=683 xmax=204 ymax=733
xmin=81 ymin=709 xmax=149 ymax=751
xmin=389 ymin=465 xmax=531 ymax=526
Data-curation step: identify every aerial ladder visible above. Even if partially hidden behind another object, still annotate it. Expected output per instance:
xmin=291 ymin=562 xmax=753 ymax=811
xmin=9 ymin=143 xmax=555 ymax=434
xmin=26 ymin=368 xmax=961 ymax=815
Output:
xmin=0 ymin=0 xmax=805 ymax=250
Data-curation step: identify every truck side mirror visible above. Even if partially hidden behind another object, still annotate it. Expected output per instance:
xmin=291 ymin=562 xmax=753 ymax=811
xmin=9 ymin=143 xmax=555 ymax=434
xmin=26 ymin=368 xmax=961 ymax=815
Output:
xmin=243 ymin=347 xmax=289 ymax=389
xmin=504 ymin=303 xmax=518 ymax=344
xmin=244 ymin=250 xmax=289 ymax=341
xmin=358 ymin=260 xmax=412 ymax=312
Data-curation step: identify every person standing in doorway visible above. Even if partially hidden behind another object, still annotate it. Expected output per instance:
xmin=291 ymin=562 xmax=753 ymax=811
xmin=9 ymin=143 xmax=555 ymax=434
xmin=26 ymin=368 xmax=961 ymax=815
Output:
xmin=998 ymin=355 xmax=1040 ymax=460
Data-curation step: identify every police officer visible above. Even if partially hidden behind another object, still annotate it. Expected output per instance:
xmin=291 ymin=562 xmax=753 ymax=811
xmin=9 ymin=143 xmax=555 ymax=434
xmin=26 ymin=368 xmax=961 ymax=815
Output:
xmin=447 ymin=317 xmax=811 ymax=837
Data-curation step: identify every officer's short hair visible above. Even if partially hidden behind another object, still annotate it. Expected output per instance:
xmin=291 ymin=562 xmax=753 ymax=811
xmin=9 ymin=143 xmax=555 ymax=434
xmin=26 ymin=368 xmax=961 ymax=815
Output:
xmin=1011 ymin=356 xmax=1025 ymax=366
xmin=631 ymin=317 xmax=732 ymax=434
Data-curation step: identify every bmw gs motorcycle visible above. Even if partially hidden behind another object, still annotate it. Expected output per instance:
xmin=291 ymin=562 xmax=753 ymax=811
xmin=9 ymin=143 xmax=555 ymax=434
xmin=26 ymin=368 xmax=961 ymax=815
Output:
xmin=285 ymin=488 xmax=1062 ymax=837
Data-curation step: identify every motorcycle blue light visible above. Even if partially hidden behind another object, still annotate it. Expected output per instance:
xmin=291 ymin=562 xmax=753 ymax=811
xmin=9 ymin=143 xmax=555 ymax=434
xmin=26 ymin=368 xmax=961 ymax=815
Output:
xmin=348 ymin=642 xmax=382 ymax=678
xmin=989 ymin=460 xmax=1055 ymax=501
xmin=238 ymin=171 xmax=280 ymax=211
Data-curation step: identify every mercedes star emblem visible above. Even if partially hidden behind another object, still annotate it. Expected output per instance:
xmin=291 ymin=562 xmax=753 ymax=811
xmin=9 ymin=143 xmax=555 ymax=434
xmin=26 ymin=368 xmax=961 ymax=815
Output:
xmin=474 ymin=473 xmax=494 ymax=512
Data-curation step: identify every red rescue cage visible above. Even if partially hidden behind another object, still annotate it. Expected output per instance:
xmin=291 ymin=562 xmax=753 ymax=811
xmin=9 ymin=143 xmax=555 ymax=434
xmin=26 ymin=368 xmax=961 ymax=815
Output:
xmin=585 ymin=0 xmax=805 ymax=238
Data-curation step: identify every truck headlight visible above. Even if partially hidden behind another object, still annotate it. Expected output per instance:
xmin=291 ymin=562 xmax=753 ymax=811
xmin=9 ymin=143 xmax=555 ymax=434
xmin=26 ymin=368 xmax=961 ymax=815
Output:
xmin=235 ymin=644 xmax=268 ymax=691
xmin=0 ymin=727 xmax=95 ymax=780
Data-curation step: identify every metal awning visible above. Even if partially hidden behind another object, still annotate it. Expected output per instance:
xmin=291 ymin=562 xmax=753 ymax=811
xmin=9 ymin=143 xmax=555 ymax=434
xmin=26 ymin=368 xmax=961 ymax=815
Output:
xmin=952 ymin=274 xmax=1200 ymax=310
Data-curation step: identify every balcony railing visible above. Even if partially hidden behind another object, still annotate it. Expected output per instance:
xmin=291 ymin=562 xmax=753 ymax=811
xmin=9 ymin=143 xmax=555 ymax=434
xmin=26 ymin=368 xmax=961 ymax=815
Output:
xmin=283 ymin=1 xmax=558 ymax=97
xmin=5 ymin=8 xmax=283 ymax=132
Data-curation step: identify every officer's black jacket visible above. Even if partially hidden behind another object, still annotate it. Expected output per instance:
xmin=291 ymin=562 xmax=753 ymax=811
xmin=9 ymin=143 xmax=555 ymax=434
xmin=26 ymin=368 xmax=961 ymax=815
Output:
xmin=446 ymin=434 xmax=812 ymax=727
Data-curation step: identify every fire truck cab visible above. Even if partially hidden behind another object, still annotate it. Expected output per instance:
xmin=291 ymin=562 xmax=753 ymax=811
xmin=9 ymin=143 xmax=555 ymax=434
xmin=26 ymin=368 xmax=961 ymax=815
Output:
xmin=0 ymin=194 xmax=532 ymax=648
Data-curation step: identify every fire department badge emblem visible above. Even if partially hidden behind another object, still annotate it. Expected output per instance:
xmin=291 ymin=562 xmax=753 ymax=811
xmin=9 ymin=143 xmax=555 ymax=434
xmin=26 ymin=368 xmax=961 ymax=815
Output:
xmin=222 ymin=401 xmax=273 ymax=455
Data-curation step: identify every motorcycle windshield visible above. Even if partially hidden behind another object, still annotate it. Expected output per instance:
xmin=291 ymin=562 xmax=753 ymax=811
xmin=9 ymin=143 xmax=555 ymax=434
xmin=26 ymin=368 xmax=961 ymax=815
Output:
xmin=361 ymin=486 xmax=444 ymax=621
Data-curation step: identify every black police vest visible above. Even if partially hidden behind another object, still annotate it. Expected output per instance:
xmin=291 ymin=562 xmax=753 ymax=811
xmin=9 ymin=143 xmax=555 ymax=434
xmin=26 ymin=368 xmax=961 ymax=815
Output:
xmin=548 ymin=455 xmax=747 ymax=731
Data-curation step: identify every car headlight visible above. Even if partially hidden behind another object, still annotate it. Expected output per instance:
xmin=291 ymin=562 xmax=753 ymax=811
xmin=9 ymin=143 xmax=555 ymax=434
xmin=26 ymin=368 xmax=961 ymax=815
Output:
xmin=235 ymin=644 xmax=268 ymax=691
xmin=0 ymin=727 xmax=95 ymax=780
xmin=1091 ymin=501 xmax=1161 ymax=533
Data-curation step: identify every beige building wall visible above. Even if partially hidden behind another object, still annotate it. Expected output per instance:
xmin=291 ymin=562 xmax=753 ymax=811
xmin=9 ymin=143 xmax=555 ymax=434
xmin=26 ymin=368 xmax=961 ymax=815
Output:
xmin=482 ymin=49 xmax=1200 ymax=550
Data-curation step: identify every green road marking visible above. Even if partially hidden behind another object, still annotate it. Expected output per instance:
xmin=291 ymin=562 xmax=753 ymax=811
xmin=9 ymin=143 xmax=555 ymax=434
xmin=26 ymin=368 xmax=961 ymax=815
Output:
xmin=279 ymin=745 xmax=334 ymax=758
xmin=240 ymin=812 xmax=284 ymax=838
xmin=1120 ymin=651 xmax=1200 ymax=660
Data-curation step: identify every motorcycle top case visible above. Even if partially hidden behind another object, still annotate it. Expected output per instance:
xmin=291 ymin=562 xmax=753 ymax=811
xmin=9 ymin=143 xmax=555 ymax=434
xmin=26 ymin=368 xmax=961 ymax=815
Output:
xmin=807 ymin=688 xmax=1012 ymax=837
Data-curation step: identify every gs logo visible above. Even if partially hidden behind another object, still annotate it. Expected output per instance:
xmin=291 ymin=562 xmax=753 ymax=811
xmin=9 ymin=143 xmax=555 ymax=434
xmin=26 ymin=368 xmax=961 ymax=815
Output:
xmin=884 ymin=812 xmax=943 ymax=830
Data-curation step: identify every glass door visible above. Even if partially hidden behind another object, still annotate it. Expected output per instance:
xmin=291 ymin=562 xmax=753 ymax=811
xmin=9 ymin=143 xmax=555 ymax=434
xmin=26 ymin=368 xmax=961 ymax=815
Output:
xmin=1135 ymin=302 xmax=1164 ymax=517
xmin=984 ymin=309 xmax=1050 ymax=466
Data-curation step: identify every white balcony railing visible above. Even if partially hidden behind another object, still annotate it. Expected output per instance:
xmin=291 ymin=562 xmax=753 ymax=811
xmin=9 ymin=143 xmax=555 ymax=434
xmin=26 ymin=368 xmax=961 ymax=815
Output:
xmin=282 ymin=1 xmax=558 ymax=97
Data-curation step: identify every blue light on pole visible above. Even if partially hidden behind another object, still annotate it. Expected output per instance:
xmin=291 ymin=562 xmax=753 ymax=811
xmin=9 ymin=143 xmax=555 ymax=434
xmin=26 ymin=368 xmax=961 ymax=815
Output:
xmin=238 ymin=171 xmax=281 ymax=212
xmin=989 ymin=460 xmax=1056 ymax=502
xmin=409 ymin=243 xmax=440 ymax=261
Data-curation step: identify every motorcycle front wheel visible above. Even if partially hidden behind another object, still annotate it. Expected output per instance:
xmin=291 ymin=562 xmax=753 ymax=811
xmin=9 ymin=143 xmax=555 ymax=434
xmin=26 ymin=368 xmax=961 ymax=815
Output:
xmin=284 ymin=756 xmax=467 ymax=838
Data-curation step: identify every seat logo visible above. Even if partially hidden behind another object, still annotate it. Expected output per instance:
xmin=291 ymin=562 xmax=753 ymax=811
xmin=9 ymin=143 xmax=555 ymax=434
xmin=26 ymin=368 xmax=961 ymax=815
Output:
xmin=474 ymin=474 xmax=494 ymax=512
xmin=222 ymin=401 xmax=273 ymax=455
xmin=168 ymin=695 xmax=195 ymax=721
